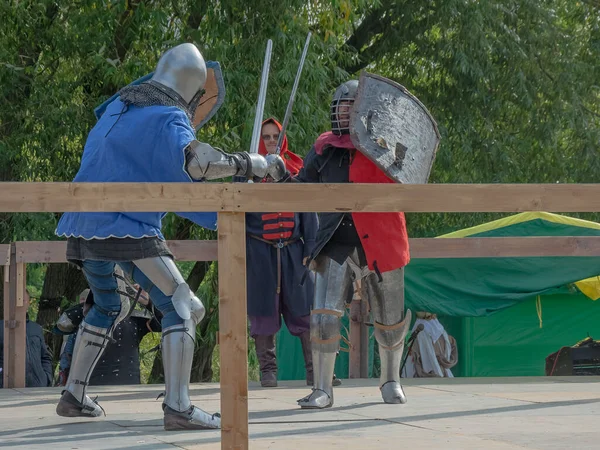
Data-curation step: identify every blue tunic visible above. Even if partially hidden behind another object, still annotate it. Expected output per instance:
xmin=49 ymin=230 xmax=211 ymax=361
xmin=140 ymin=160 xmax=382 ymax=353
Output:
xmin=55 ymin=98 xmax=217 ymax=240
xmin=245 ymin=211 xmax=317 ymax=318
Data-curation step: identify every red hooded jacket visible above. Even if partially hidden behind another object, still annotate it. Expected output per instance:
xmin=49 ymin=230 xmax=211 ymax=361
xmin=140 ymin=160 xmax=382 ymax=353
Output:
xmin=315 ymin=132 xmax=410 ymax=272
xmin=258 ymin=118 xmax=303 ymax=176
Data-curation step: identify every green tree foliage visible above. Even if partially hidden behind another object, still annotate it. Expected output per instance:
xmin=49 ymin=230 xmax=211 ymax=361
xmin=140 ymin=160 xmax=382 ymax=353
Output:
xmin=1 ymin=0 xmax=598 ymax=377
xmin=337 ymin=0 xmax=600 ymax=234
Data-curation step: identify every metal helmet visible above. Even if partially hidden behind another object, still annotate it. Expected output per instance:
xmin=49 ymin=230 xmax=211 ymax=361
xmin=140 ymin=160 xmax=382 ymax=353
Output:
xmin=151 ymin=43 xmax=207 ymax=108
xmin=330 ymin=79 xmax=359 ymax=136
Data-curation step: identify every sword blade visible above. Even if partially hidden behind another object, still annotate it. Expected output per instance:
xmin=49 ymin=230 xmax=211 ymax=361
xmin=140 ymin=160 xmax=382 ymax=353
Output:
xmin=249 ymin=39 xmax=273 ymax=153
xmin=276 ymin=32 xmax=312 ymax=155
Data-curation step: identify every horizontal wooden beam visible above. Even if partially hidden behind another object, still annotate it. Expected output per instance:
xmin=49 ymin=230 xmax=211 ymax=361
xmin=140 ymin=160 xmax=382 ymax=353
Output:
xmin=166 ymin=240 xmax=218 ymax=262
xmin=410 ymin=236 xmax=600 ymax=258
xmin=3 ymin=182 xmax=600 ymax=212
xmin=14 ymin=240 xmax=218 ymax=263
xmin=10 ymin=236 xmax=600 ymax=263
xmin=0 ymin=183 xmax=231 ymax=212
xmin=231 ymin=183 xmax=600 ymax=213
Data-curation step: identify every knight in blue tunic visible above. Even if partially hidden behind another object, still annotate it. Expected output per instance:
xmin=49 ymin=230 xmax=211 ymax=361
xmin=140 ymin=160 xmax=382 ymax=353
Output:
xmin=53 ymin=43 xmax=287 ymax=431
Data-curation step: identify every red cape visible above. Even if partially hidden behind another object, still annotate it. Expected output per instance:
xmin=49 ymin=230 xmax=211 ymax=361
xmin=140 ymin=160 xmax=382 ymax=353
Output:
xmin=316 ymin=131 xmax=410 ymax=272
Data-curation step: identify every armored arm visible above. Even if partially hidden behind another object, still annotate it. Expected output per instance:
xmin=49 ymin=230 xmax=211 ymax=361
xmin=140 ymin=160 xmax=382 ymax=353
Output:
xmin=185 ymin=140 xmax=286 ymax=181
xmin=185 ymin=140 xmax=263 ymax=180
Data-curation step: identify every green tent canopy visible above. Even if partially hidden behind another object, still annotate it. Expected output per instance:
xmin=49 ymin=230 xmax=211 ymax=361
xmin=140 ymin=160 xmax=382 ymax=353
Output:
xmin=405 ymin=212 xmax=600 ymax=317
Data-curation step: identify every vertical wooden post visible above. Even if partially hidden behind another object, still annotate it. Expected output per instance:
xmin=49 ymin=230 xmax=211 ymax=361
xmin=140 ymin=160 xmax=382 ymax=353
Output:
xmin=2 ymin=245 xmax=10 ymax=388
xmin=3 ymin=244 xmax=27 ymax=388
xmin=218 ymin=212 xmax=248 ymax=450
xmin=349 ymin=284 xmax=362 ymax=379
xmin=349 ymin=281 xmax=370 ymax=379
xmin=359 ymin=295 xmax=369 ymax=378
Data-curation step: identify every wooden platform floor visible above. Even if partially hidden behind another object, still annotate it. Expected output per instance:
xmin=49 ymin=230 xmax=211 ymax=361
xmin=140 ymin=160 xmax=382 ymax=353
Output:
xmin=1 ymin=377 xmax=599 ymax=449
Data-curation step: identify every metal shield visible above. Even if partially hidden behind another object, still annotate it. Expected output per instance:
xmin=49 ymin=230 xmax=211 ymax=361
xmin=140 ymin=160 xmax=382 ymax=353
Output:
xmin=93 ymin=61 xmax=226 ymax=132
xmin=192 ymin=60 xmax=226 ymax=130
xmin=349 ymin=72 xmax=441 ymax=184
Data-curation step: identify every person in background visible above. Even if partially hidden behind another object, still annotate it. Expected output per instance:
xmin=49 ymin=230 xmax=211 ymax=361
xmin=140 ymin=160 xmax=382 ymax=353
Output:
xmin=402 ymin=312 xmax=458 ymax=378
xmin=0 ymin=289 xmax=53 ymax=387
xmin=57 ymin=285 xmax=162 ymax=386
xmin=237 ymin=118 xmax=317 ymax=387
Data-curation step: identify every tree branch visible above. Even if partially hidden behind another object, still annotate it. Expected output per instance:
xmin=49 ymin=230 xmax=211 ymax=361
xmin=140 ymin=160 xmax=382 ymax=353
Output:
xmin=582 ymin=104 xmax=600 ymax=118
xmin=340 ymin=3 xmax=397 ymax=74
xmin=344 ymin=2 xmax=394 ymax=52
xmin=343 ymin=39 xmax=387 ymax=74
xmin=186 ymin=1 xmax=209 ymax=34
xmin=114 ymin=0 xmax=148 ymax=62
xmin=186 ymin=261 xmax=209 ymax=292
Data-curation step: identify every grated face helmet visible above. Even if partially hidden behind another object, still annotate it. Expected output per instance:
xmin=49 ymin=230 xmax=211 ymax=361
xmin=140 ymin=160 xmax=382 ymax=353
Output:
xmin=330 ymin=80 xmax=359 ymax=136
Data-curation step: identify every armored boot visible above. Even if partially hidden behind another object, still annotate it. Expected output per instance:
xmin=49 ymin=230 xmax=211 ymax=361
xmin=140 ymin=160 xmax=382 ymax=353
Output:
xmin=297 ymin=349 xmax=337 ymax=409
xmin=297 ymin=307 xmax=340 ymax=409
xmin=255 ymin=334 xmax=277 ymax=387
xmin=56 ymin=322 xmax=110 ymax=417
xmin=374 ymin=310 xmax=412 ymax=404
xmin=162 ymin=321 xmax=221 ymax=430
xmin=300 ymin=332 xmax=342 ymax=387
xmin=299 ymin=330 xmax=314 ymax=386
xmin=298 ymin=254 xmax=351 ymax=409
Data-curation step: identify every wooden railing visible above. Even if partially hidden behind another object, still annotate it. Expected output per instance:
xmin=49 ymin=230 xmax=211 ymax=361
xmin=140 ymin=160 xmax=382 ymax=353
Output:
xmin=2 ymin=181 xmax=600 ymax=450
xmin=1 ymin=240 xmax=218 ymax=392
xmin=6 ymin=234 xmax=600 ymax=384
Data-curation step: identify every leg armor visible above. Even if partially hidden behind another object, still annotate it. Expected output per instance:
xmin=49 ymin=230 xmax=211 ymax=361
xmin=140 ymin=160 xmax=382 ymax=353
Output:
xmin=363 ymin=267 xmax=412 ymax=404
xmin=56 ymin=262 xmax=130 ymax=418
xmin=131 ymin=256 xmax=205 ymax=324
xmin=298 ymin=255 xmax=353 ymax=409
xmin=161 ymin=320 xmax=220 ymax=430
xmin=121 ymin=256 xmax=219 ymax=430
xmin=56 ymin=322 xmax=110 ymax=417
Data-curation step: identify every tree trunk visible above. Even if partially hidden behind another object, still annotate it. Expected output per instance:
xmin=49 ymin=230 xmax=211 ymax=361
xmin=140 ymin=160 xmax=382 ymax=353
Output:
xmin=148 ymin=346 xmax=165 ymax=384
xmin=191 ymin=335 xmax=217 ymax=382
xmin=187 ymin=261 xmax=209 ymax=293
xmin=38 ymin=263 xmax=88 ymax=368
